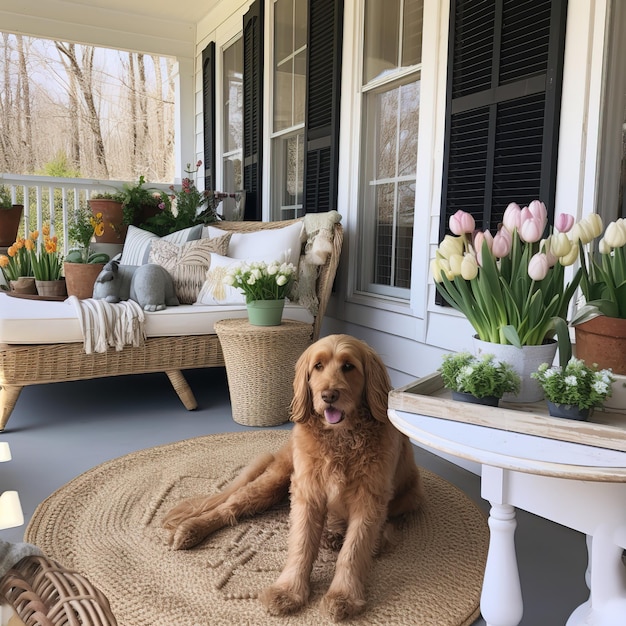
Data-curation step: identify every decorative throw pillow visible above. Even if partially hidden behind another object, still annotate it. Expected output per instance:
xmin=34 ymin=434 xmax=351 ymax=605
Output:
xmin=203 ymin=221 xmax=304 ymax=269
xmin=120 ymin=224 xmax=203 ymax=266
xmin=195 ymin=253 xmax=247 ymax=305
xmin=148 ymin=234 xmax=231 ymax=304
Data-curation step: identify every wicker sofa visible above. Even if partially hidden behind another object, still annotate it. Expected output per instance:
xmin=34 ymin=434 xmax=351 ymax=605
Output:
xmin=0 ymin=217 xmax=343 ymax=430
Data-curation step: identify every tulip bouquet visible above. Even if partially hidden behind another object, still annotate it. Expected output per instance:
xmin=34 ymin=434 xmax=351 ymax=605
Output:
xmin=431 ymin=201 xmax=582 ymax=365
xmin=573 ymin=216 xmax=626 ymax=323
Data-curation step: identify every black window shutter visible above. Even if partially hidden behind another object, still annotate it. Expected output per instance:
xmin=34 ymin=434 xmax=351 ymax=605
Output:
xmin=243 ymin=0 xmax=264 ymax=220
xmin=303 ymin=0 xmax=344 ymax=214
xmin=202 ymin=42 xmax=216 ymax=193
xmin=439 ymin=0 xmax=568 ymax=241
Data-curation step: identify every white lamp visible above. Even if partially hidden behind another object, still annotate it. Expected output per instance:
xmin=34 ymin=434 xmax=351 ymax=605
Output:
xmin=0 ymin=443 xmax=23 ymax=530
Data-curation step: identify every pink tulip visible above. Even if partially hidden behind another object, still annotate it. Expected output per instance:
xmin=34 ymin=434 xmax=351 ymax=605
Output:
xmin=519 ymin=216 xmax=544 ymax=243
xmin=528 ymin=200 xmax=548 ymax=225
xmin=449 ymin=210 xmax=475 ymax=235
xmin=528 ymin=253 xmax=549 ymax=281
xmin=555 ymin=213 xmax=575 ymax=233
xmin=492 ymin=227 xmax=512 ymax=258
xmin=473 ymin=230 xmax=493 ymax=266
xmin=502 ymin=202 xmax=522 ymax=233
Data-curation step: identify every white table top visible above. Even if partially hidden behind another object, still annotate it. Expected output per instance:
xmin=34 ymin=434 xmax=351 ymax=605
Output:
xmin=389 ymin=408 xmax=626 ymax=482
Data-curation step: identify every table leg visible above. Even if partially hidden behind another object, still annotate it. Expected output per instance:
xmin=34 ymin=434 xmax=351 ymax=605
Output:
xmin=481 ymin=502 xmax=523 ymax=626
xmin=567 ymin=524 xmax=626 ymax=626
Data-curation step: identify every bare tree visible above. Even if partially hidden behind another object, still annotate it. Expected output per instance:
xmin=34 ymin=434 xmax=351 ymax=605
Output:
xmin=16 ymin=35 xmax=33 ymax=172
xmin=55 ymin=42 xmax=109 ymax=178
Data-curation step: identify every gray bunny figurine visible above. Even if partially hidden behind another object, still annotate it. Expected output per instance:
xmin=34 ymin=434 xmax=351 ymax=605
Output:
xmin=93 ymin=259 xmax=179 ymax=311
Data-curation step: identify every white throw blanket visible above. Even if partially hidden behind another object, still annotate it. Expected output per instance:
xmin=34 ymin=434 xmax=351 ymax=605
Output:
xmin=67 ymin=296 xmax=146 ymax=354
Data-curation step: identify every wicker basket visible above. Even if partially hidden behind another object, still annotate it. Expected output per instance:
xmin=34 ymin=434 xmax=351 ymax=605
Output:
xmin=215 ymin=319 xmax=312 ymax=426
xmin=0 ymin=555 xmax=117 ymax=626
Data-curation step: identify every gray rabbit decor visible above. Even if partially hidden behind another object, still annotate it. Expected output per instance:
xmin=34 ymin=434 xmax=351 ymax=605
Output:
xmin=93 ymin=259 xmax=179 ymax=311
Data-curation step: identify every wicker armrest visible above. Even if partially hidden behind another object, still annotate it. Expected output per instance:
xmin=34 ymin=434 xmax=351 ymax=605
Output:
xmin=0 ymin=555 xmax=117 ymax=626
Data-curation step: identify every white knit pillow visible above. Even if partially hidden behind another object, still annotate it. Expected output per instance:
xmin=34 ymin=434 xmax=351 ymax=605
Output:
xmin=148 ymin=234 xmax=231 ymax=304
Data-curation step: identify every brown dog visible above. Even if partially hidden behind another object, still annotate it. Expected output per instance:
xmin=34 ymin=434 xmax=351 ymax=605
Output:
xmin=163 ymin=334 xmax=423 ymax=621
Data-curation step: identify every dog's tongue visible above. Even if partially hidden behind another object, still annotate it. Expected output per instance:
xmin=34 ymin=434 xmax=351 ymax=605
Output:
xmin=324 ymin=407 xmax=343 ymax=424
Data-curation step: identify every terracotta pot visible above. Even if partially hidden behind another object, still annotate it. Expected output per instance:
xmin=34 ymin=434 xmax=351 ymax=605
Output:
xmin=0 ymin=204 xmax=24 ymax=247
xmin=89 ymin=199 xmax=127 ymax=244
xmin=574 ymin=316 xmax=626 ymax=376
xmin=64 ymin=262 xmax=105 ymax=299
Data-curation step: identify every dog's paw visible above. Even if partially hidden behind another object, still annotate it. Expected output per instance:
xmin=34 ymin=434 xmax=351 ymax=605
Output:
xmin=321 ymin=591 xmax=366 ymax=622
xmin=259 ymin=584 xmax=307 ymax=616
xmin=169 ymin=518 xmax=218 ymax=550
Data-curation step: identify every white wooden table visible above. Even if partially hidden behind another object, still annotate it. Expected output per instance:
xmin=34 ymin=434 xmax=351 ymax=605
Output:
xmin=388 ymin=375 xmax=626 ymax=626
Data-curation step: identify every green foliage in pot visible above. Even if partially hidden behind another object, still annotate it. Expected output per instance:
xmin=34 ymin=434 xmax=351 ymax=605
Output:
xmin=120 ymin=175 xmax=162 ymax=226
xmin=439 ymin=352 xmax=521 ymax=399
xmin=531 ymin=357 xmax=615 ymax=410
xmin=0 ymin=185 xmax=14 ymax=208
xmin=91 ymin=191 xmax=125 ymax=203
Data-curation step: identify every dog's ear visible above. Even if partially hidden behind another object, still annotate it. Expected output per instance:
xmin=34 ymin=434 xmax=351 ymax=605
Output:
xmin=290 ymin=346 xmax=313 ymax=423
xmin=363 ymin=346 xmax=392 ymax=423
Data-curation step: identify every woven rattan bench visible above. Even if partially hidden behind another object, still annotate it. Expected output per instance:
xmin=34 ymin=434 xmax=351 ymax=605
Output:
xmin=0 ymin=218 xmax=343 ymax=430
xmin=0 ymin=555 xmax=117 ymax=625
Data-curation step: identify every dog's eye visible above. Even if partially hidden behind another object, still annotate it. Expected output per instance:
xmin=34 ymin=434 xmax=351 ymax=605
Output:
xmin=342 ymin=362 xmax=355 ymax=372
xmin=314 ymin=362 xmax=323 ymax=371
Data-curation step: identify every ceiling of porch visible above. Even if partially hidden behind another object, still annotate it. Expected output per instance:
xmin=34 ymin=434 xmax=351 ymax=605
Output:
xmin=1 ymin=0 xmax=223 ymax=57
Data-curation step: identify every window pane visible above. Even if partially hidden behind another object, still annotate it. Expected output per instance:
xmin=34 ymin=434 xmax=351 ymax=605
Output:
xmin=374 ymin=183 xmax=395 ymax=286
xmin=284 ymin=132 xmax=304 ymax=206
xmin=223 ymin=39 xmax=243 ymax=154
xmin=398 ymin=80 xmax=419 ymax=176
xmin=274 ymin=0 xmax=292 ymax=63
xmin=294 ymin=50 xmax=307 ymax=125
xmin=294 ymin=0 xmax=307 ymax=50
xmin=375 ymin=89 xmax=399 ymax=180
xmin=395 ymin=181 xmax=415 ymax=288
xmin=274 ymin=58 xmax=293 ymax=130
xmin=363 ymin=0 xmax=400 ymax=83
xmin=402 ymin=0 xmax=423 ymax=67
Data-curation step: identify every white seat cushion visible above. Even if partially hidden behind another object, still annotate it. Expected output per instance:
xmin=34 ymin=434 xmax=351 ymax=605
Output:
xmin=0 ymin=293 xmax=313 ymax=345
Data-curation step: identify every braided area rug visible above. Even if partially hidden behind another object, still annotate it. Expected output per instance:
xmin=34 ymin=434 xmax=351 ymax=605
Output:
xmin=25 ymin=430 xmax=488 ymax=626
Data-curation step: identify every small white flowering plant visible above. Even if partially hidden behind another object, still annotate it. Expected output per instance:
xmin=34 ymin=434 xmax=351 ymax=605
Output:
xmin=225 ymin=259 xmax=296 ymax=303
xmin=439 ymin=352 xmax=520 ymax=399
xmin=531 ymin=357 xmax=615 ymax=410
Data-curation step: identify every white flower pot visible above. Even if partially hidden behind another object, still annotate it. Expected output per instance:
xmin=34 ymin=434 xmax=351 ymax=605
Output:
xmin=473 ymin=337 xmax=557 ymax=403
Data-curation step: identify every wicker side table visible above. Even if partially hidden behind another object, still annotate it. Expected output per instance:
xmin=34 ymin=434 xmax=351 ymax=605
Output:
xmin=215 ymin=319 xmax=313 ymax=426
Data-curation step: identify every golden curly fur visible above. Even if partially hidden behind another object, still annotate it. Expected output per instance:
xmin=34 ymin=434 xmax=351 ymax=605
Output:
xmin=163 ymin=334 xmax=423 ymax=622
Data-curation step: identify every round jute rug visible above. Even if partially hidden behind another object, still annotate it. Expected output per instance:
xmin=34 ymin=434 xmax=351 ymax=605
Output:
xmin=25 ymin=430 xmax=488 ymax=626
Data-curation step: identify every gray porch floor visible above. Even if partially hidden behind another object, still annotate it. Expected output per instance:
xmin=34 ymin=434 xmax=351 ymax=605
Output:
xmin=1 ymin=367 xmax=588 ymax=625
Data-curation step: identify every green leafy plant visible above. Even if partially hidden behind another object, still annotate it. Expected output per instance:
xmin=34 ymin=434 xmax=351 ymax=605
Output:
xmin=225 ymin=260 xmax=296 ymax=303
xmin=439 ymin=352 xmax=520 ymax=399
xmin=573 ymin=216 xmax=626 ymax=323
xmin=431 ymin=202 xmax=582 ymax=367
xmin=120 ymin=175 xmax=162 ymax=226
xmin=141 ymin=161 xmax=227 ymax=236
xmin=0 ymin=185 xmax=13 ymax=209
xmin=66 ymin=207 xmax=110 ymax=264
xmin=531 ymin=357 xmax=615 ymax=410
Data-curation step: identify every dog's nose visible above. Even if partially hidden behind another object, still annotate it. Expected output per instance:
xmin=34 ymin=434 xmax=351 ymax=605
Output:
xmin=321 ymin=389 xmax=339 ymax=404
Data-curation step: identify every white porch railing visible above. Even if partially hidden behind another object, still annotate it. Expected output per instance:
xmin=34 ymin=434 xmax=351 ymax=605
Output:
xmin=0 ymin=173 xmax=172 ymax=254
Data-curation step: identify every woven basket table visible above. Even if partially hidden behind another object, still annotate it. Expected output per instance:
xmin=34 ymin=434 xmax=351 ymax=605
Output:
xmin=0 ymin=555 xmax=117 ymax=625
xmin=215 ymin=318 xmax=313 ymax=426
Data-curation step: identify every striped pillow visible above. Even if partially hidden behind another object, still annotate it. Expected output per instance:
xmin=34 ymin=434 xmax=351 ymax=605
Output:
xmin=148 ymin=234 xmax=231 ymax=304
xmin=120 ymin=224 xmax=203 ymax=266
